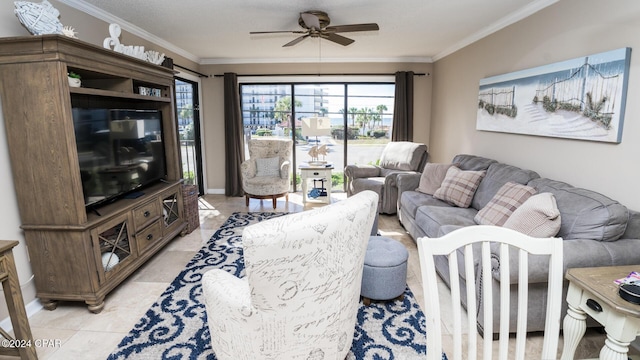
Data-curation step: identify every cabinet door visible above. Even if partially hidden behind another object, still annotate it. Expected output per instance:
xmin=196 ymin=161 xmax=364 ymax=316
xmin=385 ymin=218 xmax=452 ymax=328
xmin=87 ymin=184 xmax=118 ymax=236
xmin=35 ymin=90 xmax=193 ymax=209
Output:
xmin=162 ymin=191 xmax=182 ymax=234
xmin=92 ymin=213 xmax=135 ymax=283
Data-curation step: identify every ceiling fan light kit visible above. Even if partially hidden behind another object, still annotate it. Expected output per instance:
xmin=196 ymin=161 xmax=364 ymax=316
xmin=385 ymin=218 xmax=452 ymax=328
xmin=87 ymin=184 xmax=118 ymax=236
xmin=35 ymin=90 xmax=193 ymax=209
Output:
xmin=250 ymin=10 xmax=379 ymax=47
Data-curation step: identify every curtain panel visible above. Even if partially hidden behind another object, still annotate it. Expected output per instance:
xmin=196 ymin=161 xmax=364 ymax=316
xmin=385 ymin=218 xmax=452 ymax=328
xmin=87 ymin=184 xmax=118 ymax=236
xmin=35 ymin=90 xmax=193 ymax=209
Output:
xmin=391 ymin=71 xmax=414 ymax=141
xmin=223 ymin=73 xmax=245 ymax=197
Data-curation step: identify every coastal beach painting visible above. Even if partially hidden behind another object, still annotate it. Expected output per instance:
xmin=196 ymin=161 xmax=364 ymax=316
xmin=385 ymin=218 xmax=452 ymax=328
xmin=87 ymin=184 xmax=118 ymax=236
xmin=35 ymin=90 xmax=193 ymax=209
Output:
xmin=476 ymin=48 xmax=631 ymax=143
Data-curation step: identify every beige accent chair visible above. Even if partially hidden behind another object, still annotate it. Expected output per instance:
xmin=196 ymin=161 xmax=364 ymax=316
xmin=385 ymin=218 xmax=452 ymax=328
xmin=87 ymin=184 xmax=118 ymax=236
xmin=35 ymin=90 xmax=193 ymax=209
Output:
xmin=201 ymin=190 xmax=379 ymax=360
xmin=241 ymin=138 xmax=292 ymax=208
xmin=417 ymin=225 xmax=563 ymax=360
xmin=345 ymin=141 xmax=427 ymax=214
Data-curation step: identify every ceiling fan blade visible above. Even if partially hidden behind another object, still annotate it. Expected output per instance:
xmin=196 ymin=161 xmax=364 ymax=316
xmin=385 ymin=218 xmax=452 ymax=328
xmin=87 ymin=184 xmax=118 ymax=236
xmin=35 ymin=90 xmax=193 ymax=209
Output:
xmin=322 ymin=33 xmax=355 ymax=46
xmin=283 ymin=35 xmax=310 ymax=47
xmin=325 ymin=23 xmax=379 ymax=33
xmin=250 ymin=30 xmax=306 ymax=34
xmin=300 ymin=12 xmax=321 ymax=30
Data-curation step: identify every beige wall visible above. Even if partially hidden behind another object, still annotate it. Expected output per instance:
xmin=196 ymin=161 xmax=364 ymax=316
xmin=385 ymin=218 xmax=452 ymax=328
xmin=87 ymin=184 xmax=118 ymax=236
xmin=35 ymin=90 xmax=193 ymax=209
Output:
xmin=199 ymin=62 xmax=433 ymax=193
xmin=430 ymin=0 xmax=640 ymax=210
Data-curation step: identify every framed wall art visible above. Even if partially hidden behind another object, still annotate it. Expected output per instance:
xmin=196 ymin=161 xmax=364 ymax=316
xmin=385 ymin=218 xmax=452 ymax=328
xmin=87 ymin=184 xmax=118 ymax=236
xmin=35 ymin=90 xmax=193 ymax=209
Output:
xmin=476 ymin=47 xmax=631 ymax=143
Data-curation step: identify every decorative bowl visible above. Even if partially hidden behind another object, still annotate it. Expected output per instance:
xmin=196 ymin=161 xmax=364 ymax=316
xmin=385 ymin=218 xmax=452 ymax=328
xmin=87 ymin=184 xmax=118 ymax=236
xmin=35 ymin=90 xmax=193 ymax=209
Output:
xmin=68 ymin=77 xmax=81 ymax=88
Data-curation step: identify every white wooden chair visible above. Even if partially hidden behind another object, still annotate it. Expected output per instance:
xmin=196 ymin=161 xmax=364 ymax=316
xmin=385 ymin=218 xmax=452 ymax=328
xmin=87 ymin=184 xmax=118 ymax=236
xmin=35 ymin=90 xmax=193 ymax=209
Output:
xmin=417 ymin=225 xmax=563 ymax=360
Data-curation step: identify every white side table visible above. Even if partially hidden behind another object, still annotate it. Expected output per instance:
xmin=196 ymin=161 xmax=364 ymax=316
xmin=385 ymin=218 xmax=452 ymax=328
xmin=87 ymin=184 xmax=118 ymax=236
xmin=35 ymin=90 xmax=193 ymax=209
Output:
xmin=561 ymin=265 xmax=640 ymax=360
xmin=300 ymin=165 xmax=333 ymax=204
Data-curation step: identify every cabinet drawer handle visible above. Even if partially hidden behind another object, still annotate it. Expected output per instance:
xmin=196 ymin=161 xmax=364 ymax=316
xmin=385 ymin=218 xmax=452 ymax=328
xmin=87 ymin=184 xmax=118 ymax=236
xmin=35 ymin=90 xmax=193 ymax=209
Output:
xmin=146 ymin=234 xmax=153 ymax=241
xmin=586 ymin=298 xmax=602 ymax=312
xmin=144 ymin=211 xmax=151 ymax=217
xmin=313 ymin=172 xmax=319 ymax=176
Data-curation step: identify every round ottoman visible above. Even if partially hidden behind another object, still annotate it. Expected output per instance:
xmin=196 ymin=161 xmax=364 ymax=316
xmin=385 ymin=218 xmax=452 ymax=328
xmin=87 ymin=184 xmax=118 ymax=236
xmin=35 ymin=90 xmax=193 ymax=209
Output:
xmin=361 ymin=236 xmax=409 ymax=306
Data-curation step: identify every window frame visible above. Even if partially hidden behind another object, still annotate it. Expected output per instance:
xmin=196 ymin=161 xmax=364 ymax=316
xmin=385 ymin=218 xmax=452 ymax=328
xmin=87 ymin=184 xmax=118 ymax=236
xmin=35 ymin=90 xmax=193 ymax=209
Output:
xmin=239 ymin=78 xmax=395 ymax=192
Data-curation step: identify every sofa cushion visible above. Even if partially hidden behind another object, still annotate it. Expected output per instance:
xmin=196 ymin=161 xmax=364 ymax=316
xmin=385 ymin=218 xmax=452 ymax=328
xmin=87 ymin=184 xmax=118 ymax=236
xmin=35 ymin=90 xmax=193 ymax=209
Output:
xmin=622 ymin=210 xmax=640 ymax=239
xmin=400 ymin=191 xmax=450 ymax=219
xmin=352 ymin=177 xmax=384 ymax=192
xmin=451 ymin=154 xmax=497 ymax=171
xmin=434 ymin=167 xmax=486 ymax=208
xmin=416 ymin=163 xmax=456 ymax=195
xmin=503 ymin=192 xmax=561 ymax=237
xmin=437 ymin=224 xmax=466 ymax=236
xmin=528 ymin=178 xmax=628 ymax=241
xmin=471 ymin=162 xmax=540 ymax=210
xmin=255 ymin=157 xmax=280 ymax=177
xmin=379 ymin=142 xmax=427 ymax=171
xmin=494 ymin=238 xmax=640 ymax=285
xmin=415 ymin=205 xmax=478 ymax=238
xmin=351 ymin=178 xmax=384 ymax=206
xmin=475 ymin=182 xmax=537 ymax=226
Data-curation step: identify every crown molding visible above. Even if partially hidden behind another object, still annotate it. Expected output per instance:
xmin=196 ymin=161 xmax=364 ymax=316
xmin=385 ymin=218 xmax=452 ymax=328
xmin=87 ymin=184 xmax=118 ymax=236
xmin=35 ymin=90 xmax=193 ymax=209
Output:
xmin=200 ymin=56 xmax=433 ymax=65
xmin=432 ymin=0 xmax=559 ymax=62
xmin=57 ymin=0 xmax=201 ymax=63
xmin=58 ymin=0 xmax=555 ymax=66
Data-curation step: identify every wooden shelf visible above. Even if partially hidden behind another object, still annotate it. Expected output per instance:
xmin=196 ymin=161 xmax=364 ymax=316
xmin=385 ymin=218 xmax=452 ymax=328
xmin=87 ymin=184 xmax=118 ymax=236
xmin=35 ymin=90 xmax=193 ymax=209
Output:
xmin=69 ymin=87 xmax=172 ymax=102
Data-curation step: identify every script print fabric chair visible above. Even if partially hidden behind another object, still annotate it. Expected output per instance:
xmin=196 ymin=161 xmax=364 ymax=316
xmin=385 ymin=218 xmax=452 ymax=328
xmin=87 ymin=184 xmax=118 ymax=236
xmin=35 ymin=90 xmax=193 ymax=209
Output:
xmin=417 ymin=225 xmax=563 ymax=360
xmin=201 ymin=190 xmax=379 ymax=360
xmin=241 ymin=138 xmax=292 ymax=208
xmin=345 ymin=141 xmax=427 ymax=214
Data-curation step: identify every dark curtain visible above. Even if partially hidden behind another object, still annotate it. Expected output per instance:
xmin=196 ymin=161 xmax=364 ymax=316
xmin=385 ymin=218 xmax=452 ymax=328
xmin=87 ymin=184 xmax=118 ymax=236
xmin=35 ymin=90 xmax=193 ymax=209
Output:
xmin=391 ymin=71 xmax=414 ymax=141
xmin=223 ymin=73 xmax=245 ymax=196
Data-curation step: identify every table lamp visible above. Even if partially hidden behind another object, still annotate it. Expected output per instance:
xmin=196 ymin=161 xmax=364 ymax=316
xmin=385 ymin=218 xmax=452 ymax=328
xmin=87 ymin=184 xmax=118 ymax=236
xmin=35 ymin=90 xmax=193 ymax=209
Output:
xmin=301 ymin=117 xmax=331 ymax=165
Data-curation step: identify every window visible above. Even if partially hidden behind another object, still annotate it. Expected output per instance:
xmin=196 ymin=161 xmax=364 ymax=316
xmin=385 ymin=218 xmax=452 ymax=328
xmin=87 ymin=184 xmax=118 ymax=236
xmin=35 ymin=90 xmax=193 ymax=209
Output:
xmin=175 ymin=77 xmax=203 ymax=194
xmin=240 ymin=82 xmax=395 ymax=192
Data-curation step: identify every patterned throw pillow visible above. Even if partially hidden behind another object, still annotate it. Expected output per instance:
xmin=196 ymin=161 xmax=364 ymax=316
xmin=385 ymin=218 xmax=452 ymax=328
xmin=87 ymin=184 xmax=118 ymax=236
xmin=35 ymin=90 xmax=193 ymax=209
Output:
xmin=474 ymin=182 xmax=537 ymax=226
xmin=255 ymin=157 xmax=280 ymax=177
xmin=503 ymin=192 xmax=562 ymax=237
xmin=433 ymin=167 xmax=486 ymax=208
xmin=416 ymin=163 xmax=456 ymax=195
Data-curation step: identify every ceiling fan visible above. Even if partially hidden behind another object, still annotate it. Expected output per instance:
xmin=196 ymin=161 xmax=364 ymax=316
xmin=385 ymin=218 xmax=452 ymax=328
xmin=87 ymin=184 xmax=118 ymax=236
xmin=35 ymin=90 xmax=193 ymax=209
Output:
xmin=250 ymin=10 xmax=379 ymax=47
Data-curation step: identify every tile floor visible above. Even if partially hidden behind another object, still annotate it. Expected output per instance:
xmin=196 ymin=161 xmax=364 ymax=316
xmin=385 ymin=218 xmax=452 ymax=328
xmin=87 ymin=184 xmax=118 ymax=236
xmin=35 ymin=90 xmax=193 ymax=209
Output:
xmin=6 ymin=192 xmax=636 ymax=359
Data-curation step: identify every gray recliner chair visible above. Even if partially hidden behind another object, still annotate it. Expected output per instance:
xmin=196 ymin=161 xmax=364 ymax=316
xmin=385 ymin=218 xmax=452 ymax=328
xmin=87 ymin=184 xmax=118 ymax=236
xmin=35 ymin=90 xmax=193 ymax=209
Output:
xmin=344 ymin=141 xmax=427 ymax=214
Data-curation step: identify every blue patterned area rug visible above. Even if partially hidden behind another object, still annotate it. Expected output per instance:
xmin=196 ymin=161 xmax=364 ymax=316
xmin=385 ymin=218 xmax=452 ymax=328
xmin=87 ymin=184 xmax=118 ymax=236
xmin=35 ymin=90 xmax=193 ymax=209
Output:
xmin=108 ymin=212 xmax=435 ymax=360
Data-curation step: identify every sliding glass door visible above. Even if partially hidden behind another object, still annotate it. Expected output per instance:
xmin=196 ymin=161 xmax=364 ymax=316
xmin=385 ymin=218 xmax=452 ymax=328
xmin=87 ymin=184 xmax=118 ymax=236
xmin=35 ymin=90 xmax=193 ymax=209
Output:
xmin=175 ymin=77 xmax=204 ymax=195
xmin=240 ymin=82 xmax=394 ymax=193
xmin=343 ymin=84 xmax=395 ymax=168
xmin=292 ymin=84 xmax=345 ymax=192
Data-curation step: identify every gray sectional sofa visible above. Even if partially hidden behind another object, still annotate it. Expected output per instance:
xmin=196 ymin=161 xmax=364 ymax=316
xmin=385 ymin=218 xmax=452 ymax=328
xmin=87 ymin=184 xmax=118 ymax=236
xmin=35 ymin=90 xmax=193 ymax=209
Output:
xmin=397 ymin=154 xmax=640 ymax=334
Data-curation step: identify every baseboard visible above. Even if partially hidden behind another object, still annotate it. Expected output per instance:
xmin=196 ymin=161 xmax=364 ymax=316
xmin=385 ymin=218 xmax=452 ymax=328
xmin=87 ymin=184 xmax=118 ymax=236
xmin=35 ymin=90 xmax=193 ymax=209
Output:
xmin=206 ymin=188 xmax=225 ymax=195
xmin=0 ymin=298 xmax=43 ymax=334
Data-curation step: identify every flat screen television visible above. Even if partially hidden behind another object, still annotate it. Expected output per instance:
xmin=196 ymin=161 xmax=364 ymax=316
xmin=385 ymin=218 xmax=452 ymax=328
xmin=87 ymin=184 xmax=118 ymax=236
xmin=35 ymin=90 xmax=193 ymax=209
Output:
xmin=72 ymin=108 xmax=167 ymax=208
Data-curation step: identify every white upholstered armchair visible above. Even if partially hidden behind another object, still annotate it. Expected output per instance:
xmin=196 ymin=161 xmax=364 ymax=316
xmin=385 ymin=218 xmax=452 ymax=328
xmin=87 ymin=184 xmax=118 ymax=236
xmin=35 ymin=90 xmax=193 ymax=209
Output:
xmin=345 ymin=141 xmax=427 ymax=214
xmin=241 ymin=138 xmax=292 ymax=208
xmin=201 ymin=190 xmax=379 ymax=360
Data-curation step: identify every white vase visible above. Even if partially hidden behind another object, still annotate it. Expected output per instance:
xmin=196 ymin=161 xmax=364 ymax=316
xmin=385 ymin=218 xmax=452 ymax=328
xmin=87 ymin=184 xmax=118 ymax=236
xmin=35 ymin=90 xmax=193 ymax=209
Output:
xmin=68 ymin=77 xmax=81 ymax=88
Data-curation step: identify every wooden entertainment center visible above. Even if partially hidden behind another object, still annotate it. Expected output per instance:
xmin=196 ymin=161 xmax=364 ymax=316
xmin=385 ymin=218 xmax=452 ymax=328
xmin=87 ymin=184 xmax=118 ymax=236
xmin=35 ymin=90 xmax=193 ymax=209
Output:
xmin=0 ymin=35 xmax=186 ymax=313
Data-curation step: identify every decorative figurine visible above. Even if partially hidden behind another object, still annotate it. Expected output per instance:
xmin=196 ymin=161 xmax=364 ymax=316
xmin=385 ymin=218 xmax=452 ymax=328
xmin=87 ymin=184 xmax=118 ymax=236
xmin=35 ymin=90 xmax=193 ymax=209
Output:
xmin=14 ymin=0 xmax=63 ymax=35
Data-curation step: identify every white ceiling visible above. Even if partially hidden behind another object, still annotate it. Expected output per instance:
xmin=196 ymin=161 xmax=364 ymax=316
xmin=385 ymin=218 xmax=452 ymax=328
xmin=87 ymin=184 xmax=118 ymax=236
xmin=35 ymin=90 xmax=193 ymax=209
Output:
xmin=59 ymin=0 xmax=557 ymax=64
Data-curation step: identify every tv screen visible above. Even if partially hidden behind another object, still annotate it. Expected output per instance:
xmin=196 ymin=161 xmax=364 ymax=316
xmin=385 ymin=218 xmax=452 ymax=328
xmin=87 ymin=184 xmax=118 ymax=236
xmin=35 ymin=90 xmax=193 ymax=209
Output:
xmin=72 ymin=108 xmax=167 ymax=208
